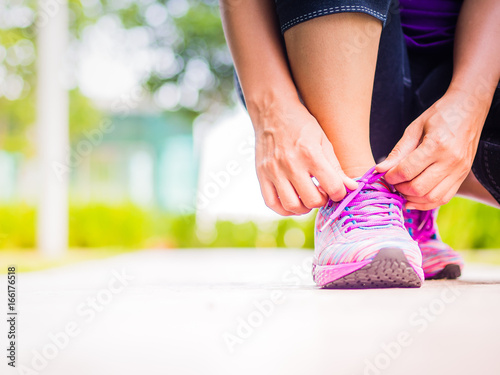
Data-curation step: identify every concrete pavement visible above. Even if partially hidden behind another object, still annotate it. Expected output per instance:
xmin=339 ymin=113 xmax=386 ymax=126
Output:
xmin=2 ymin=249 xmax=500 ymax=375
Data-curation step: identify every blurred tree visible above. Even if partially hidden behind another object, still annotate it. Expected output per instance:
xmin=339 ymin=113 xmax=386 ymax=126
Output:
xmin=0 ymin=0 xmax=234 ymax=153
xmin=94 ymin=0 xmax=235 ymax=119
xmin=0 ymin=0 xmax=102 ymax=153
xmin=0 ymin=16 xmax=36 ymax=153
xmin=145 ymin=0 xmax=234 ymax=118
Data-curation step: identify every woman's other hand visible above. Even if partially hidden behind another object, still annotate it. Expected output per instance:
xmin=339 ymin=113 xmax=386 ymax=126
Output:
xmin=376 ymin=88 xmax=490 ymax=210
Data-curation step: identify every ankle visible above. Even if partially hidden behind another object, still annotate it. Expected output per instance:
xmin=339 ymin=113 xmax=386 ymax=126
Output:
xmin=342 ymin=165 xmax=375 ymax=179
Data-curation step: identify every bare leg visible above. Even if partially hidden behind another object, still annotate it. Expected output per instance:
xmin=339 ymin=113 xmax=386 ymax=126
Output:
xmin=284 ymin=13 xmax=382 ymax=178
xmin=457 ymin=171 xmax=500 ymax=208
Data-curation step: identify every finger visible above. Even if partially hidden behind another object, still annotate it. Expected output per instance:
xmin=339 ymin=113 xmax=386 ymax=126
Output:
xmin=405 ymin=202 xmax=435 ymax=211
xmin=288 ymin=173 xmax=328 ymax=209
xmin=273 ymin=178 xmax=311 ymax=215
xmin=393 ymin=163 xmax=443 ymax=197
xmin=259 ymin=179 xmax=295 ymax=216
xmin=405 ymin=176 xmax=459 ymax=210
xmin=384 ymin=136 xmax=438 ymax=185
xmin=310 ymin=168 xmax=347 ymax=203
xmin=376 ymin=120 xmax=423 ymax=173
xmin=385 ymin=147 xmax=434 ymax=186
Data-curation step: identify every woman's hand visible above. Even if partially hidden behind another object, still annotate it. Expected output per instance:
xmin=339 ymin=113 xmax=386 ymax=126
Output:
xmin=376 ymin=88 xmax=490 ymax=210
xmin=249 ymin=96 xmax=357 ymax=216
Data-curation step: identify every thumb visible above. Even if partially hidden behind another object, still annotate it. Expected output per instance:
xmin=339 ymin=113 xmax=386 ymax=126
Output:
xmin=376 ymin=122 xmax=422 ymax=173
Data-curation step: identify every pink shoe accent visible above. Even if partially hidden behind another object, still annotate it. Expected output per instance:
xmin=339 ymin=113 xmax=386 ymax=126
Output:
xmin=313 ymin=260 xmax=371 ymax=287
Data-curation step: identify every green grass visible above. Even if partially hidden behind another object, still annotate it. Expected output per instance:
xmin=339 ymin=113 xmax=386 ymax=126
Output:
xmin=437 ymin=197 xmax=500 ymax=249
xmin=0 ymin=197 xmax=499 ymax=252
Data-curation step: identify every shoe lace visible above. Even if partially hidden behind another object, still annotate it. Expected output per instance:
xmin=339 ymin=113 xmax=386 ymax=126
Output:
xmin=320 ymin=166 xmax=405 ymax=233
xmin=404 ymin=209 xmax=436 ymax=242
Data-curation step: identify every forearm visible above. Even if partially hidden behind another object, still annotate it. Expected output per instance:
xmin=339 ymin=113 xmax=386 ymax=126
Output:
xmin=450 ymin=0 xmax=500 ymax=102
xmin=219 ymin=0 xmax=299 ymax=123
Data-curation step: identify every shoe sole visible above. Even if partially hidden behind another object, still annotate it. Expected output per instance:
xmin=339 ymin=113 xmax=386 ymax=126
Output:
xmin=314 ymin=247 xmax=423 ymax=289
xmin=426 ymin=264 xmax=461 ymax=280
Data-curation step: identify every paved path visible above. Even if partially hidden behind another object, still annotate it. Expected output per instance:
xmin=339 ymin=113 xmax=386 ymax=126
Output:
xmin=3 ymin=249 xmax=500 ymax=375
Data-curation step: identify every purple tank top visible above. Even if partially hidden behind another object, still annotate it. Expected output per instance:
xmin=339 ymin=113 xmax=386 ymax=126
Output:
xmin=400 ymin=0 xmax=464 ymax=51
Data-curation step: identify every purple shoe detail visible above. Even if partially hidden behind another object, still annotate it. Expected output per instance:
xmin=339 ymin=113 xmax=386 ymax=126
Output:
xmin=404 ymin=208 xmax=438 ymax=242
xmin=313 ymin=260 xmax=371 ymax=287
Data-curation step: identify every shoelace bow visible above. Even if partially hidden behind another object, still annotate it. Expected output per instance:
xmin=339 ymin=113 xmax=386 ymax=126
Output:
xmin=404 ymin=208 xmax=435 ymax=241
xmin=320 ymin=166 xmax=405 ymax=233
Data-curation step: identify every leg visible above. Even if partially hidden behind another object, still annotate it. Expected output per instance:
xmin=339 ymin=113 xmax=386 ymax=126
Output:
xmin=283 ymin=13 xmax=382 ymax=178
xmin=469 ymin=85 xmax=500 ymax=208
xmin=281 ymin=8 xmax=424 ymax=289
xmin=457 ymin=171 xmax=500 ymax=208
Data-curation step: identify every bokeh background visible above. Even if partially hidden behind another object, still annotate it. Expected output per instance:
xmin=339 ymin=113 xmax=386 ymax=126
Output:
xmin=1 ymin=0 xmax=500 ymax=270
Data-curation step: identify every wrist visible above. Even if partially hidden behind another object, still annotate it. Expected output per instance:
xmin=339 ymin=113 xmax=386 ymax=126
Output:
xmin=448 ymin=73 xmax=498 ymax=108
xmin=438 ymin=85 xmax=492 ymax=133
xmin=246 ymin=87 xmax=302 ymax=131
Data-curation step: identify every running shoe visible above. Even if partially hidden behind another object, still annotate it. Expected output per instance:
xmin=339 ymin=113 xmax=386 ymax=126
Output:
xmin=404 ymin=208 xmax=463 ymax=280
xmin=313 ymin=166 xmax=424 ymax=289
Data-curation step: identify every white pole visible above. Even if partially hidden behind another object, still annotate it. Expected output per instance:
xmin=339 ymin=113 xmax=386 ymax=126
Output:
xmin=36 ymin=0 xmax=69 ymax=257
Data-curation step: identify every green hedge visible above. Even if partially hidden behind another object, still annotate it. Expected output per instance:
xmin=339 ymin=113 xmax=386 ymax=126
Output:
xmin=437 ymin=198 xmax=500 ymax=249
xmin=0 ymin=197 xmax=498 ymax=250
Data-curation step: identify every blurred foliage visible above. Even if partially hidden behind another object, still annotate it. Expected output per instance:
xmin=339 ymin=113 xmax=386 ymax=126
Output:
xmin=0 ymin=22 xmax=36 ymax=153
xmin=0 ymin=203 xmax=36 ymax=248
xmin=68 ymin=89 xmax=104 ymax=142
xmin=0 ymin=0 xmax=232 ymax=153
xmin=437 ymin=198 xmax=500 ymax=249
xmin=0 ymin=198 xmax=499 ymax=250
xmin=0 ymin=10 xmax=103 ymax=152
xmin=86 ymin=0 xmax=233 ymax=115
xmin=153 ymin=1 xmax=234 ymax=115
